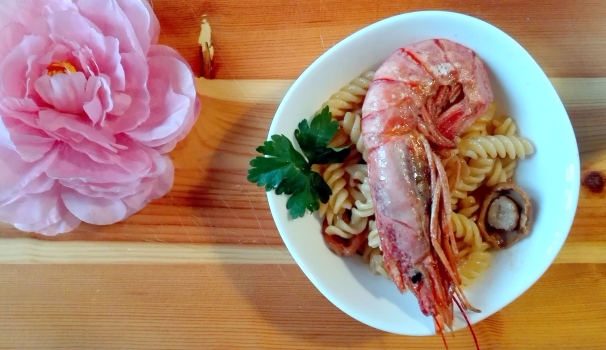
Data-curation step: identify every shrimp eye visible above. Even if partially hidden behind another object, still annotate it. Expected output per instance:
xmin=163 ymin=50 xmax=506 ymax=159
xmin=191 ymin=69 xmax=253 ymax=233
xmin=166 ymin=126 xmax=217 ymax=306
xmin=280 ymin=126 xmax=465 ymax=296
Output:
xmin=411 ymin=272 xmax=423 ymax=284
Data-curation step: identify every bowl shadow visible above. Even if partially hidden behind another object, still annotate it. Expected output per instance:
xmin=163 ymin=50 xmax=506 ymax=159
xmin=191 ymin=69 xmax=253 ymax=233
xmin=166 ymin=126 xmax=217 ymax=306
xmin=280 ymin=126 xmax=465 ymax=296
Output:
xmin=185 ymin=97 xmax=403 ymax=346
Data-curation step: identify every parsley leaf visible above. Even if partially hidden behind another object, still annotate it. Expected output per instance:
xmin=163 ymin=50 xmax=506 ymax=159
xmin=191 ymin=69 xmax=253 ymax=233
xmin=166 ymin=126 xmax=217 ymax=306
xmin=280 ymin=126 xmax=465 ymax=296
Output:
xmin=286 ymin=171 xmax=332 ymax=218
xmin=295 ymin=106 xmax=349 ymax=164
xmin=247 ymin=108 xmax=351 ymax=219
xmin=247 ymin=135 xmax=307 ymax=192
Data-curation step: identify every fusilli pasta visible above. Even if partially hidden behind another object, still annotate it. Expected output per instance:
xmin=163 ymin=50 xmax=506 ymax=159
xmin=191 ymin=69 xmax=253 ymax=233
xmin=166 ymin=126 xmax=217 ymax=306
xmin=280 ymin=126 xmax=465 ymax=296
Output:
xmin=457 ymin=196 xmax=480 ymax=219
xmin=485 ymin=157 xmax=517 ymax=186
xmin=321 ymin=71 xmax=375 ymax=119
xmin=318 ymin=163 xmax=351 ymax=226
xmin=326 ymin=178 xmax=374 ymax=239
xmin=451 ymin=213 xmax=483 ymax=259
xmin=492 ymin=116 xmax=517 ymax=136
xmin=459 ymin=134 xmax=535 ymax=160
xmin=367 ymin=219 xmax=380 ymax=249
xmin=460 ymin=102 xmax=496 ymax=138
xmin=363 ymin=246 xmax=389 ymax=279
xmin=458 ymin=249 xmax=491 ymax=287
xmin=341 ymin=112 xmax=368 ymax=160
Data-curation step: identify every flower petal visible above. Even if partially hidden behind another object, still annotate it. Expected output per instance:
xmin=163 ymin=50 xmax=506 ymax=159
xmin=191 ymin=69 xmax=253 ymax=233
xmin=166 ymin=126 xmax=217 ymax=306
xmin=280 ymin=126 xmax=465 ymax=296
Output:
xmin=0 ymin=22 xmax=27 ymax=63
xmin=103 ymin=52 xmax=149 ymax=133
xmin=115 ymin=0 xmax=159 ymax=51
xmin=16 ymin=205 xmax=81 ymax=236
xmin=38 ymin=108 xmax=122 ymax=152
xmin=126 ymin=52 xmax=198 ymax=148
xmin=121 ymin=152 xmax=172 ymax=209
xmin=0 ymin=120 xmax=54 ymax=162
xmin=62 ymin=186 xmax=126 ymax=225
xmin=76 ymin=0 xmax=146 ymax=57
xmin=109 ymin=92 xmax=131 ymax=116
xmin=0 ymin=181 xmax=60 ymax=225
xmin=45 ymin=6 xmax=101 ymax=47
xmin=35 ymin=72 xmax=87 ymax=114
xmin=0 ymin=0 xmax=75 ymax=31
xmin=126 ymin=80 xmax=190 ymax=142
xmin=1 ymin=35 xmax=50 ymax=98
xmin=0 ymin=117 xmax=16 ymax=151
xmin=63 ymin=137 xmax=152 ymax=175
xmin=148 ymin=47 xmax=197 ymax=99
xmin=86 ymin=36 xmax=124 ymax=90
xmin=0 ymin=145 xmax=57 ymax=200
xmin=149 ymin=154 xmax=174 ymax=200
xmin=0 ymin=0 xmax=19 ymax=30
xmin=46 ymin=146 xmax=150 ymax=183
xmin=83 ymin=75 xmax=112 ymax=125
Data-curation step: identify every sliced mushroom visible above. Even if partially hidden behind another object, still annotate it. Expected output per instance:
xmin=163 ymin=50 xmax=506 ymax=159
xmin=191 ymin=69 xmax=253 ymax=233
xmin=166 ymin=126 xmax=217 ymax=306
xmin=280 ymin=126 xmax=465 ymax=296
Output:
xmin=478 ymin=182 xmax=534 ymax=249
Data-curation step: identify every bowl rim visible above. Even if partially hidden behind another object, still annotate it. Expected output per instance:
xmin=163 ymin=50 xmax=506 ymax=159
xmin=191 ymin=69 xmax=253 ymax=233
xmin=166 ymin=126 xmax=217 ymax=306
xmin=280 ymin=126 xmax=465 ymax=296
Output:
xmin=265 ymin=10 xmax=581 ymax=335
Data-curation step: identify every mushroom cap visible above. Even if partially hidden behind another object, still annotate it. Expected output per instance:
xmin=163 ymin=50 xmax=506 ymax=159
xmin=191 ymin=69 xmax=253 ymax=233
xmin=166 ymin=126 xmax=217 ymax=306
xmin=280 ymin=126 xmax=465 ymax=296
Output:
xmin=478 ymin=182 xmax=534 ymax=249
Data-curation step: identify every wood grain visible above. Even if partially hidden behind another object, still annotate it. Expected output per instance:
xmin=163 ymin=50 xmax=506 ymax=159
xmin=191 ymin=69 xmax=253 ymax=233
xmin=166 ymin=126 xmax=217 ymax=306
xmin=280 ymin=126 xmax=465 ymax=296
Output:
xmin=0 ymin=238 xmax=604 ymax=264
xmin=0 ymin=264 xmax=604 ymax=349
xmin=153 ymin=0 xmax=606 ymax=79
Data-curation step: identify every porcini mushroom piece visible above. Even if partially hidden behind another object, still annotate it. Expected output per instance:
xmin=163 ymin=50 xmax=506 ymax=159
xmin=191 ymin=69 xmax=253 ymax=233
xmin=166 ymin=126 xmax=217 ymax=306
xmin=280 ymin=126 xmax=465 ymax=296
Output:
xmin=478 ymin=182 xmax=534 ymax=249
xmin=487 ymin=196 xmax=519 ymax=230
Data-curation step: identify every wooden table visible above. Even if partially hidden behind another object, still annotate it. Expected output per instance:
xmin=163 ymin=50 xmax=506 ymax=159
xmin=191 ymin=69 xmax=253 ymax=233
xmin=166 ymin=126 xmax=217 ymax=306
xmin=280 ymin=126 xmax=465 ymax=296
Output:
xmin=1 ymin=1 xmax=606 ymax=349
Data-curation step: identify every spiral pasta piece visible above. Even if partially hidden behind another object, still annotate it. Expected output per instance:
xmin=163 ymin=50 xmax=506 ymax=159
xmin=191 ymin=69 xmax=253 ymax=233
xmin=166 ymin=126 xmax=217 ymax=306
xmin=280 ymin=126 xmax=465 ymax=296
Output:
xmin=452 ymin=213 xmax=483 ymax=249
xmin=456 ymin=157 xmax=494 ymax=192
xmin=328 ymin=128 xmax=351 ymax=148
xmin=341 ymin=112 xmax=368 ymax=160
xmin=492 ymin=116 xmax=517 ymax=136
xmin=348 ymin=177 xmax=374 ymax=217
xmin=344 ymin=163 xmax=368 ymax=187
xmin=325 ymin=208 xmax=368 ymax=239
xmin=442 ymin=152 xmax=465 ymax=193
xmin=502 ymin=157 xmax=517 ymax=180
xmin=321 ymin=71 xmax=375 ymax=119
xmin=325 ymin=175 xmax=374 ymax=239
xmin=461 ymin=102 xmax=496 ymax=138
xmin=486 ymin=157 xmax=518 ymax=186
xmin=449 ymin=157 xmax=494 ymax=207
xmin=453 ymin=211 xmax=491 ymax=285
xmin=458 ymin=250 xmax=491 ymax=287
xmin=363 ymin=246 xmax=389 ymax=279
xmin=457 ymin=196 xmax=480 ymax=218
xmin=459 ymin=135 xmax=535 ymax=160
xmin=367 ymin=219 xmax=380 ymax=249
xmin=318 ymin=163 xmax=352 ymax=226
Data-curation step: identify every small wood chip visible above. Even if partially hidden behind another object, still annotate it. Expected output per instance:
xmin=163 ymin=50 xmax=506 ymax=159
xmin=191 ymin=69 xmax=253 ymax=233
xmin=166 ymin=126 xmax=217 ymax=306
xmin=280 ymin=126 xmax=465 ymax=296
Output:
xmin=199 ymin=17 xmax=215 ymax=79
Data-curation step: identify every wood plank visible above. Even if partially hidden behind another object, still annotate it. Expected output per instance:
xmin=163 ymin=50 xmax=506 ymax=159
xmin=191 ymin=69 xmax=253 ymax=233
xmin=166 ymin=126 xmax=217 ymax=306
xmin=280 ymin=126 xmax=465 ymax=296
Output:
xmin=152 ymin=0 xmax=606 ymax=79
xmin=0 ymin=238 xmax=603 ymax=264
xmin=0 ymin=239 xmax=293 ymax=264
xmin=1 ymin=77 xmax=606 ymax=245
xmin=0 ymin=263 xmax=604 ymax=349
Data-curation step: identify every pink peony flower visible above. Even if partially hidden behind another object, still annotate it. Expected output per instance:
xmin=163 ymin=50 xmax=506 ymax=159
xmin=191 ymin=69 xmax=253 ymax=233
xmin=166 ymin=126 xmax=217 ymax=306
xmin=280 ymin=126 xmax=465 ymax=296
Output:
xmin=0 ymin=0 xmax=200 ymax=235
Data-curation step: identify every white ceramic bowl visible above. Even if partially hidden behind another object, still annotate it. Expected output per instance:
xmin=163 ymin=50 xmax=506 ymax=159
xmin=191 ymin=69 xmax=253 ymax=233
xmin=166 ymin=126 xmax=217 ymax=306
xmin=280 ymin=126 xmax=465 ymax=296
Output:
xmin=266 ymin=11 xmax=580 ymax=335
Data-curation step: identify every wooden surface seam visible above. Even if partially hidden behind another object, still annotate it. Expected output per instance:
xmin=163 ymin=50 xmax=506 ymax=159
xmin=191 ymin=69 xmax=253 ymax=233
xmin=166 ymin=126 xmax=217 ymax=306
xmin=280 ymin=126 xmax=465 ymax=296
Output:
xmin=0 ymin=238 xmax=604 ymax=264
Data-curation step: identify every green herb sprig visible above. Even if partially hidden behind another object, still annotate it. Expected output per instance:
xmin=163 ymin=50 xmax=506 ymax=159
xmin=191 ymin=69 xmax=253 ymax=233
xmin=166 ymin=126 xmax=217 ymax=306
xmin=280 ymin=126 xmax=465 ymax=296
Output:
xmin=247 ymin=107 xmax=350 ymax=218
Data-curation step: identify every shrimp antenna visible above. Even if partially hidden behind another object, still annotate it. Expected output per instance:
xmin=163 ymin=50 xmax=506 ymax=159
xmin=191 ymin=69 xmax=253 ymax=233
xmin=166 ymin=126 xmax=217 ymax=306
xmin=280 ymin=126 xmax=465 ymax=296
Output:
xmin=434 ymin=317 xmax=449 ymax=350
xmin=454 ymin=297 xmax=480 ymax=350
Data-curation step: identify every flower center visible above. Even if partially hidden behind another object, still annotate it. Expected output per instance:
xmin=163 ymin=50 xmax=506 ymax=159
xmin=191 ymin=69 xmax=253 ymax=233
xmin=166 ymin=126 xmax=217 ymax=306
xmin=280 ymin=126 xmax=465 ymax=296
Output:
xmin=47 ymin=61 xmax=77 ymax=76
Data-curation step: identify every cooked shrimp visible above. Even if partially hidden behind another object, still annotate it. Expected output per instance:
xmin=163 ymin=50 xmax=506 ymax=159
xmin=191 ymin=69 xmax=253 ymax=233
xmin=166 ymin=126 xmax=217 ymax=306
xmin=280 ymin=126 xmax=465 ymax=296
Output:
xmin=361 ymin=39 xmax=493 ymax=344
